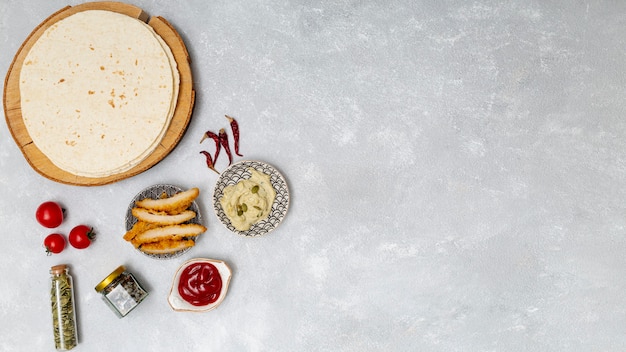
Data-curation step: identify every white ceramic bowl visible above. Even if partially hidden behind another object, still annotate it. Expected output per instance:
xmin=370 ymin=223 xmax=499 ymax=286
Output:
xmin=167 ymin=258 xmax=232 ymax=312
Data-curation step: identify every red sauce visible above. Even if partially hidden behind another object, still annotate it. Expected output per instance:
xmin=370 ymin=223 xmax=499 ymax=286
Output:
xmin=178 ymin=262 xmax=222 ymax=306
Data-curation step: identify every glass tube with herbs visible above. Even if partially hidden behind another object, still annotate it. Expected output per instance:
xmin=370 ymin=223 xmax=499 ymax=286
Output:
xmin=50 ymin=264 xmax=78 ymax=350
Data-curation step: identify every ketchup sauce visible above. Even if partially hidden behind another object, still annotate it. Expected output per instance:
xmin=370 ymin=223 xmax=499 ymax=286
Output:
xmin=178 ymin=262 xmax=222 ymax=306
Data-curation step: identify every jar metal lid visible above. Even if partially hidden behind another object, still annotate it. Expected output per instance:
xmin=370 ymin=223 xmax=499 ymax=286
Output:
xmin=94 ymin=265 xmax=126 ymax=292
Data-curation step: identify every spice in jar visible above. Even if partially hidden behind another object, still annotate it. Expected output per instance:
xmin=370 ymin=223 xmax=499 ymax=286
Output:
xmin=50 ymin=264 xmax=78 ymax=350
xmin=94 ymin=265 xmax=148 ymax=318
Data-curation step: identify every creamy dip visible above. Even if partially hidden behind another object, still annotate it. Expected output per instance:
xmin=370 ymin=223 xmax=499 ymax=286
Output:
xmin=220 ymin=168 xmax=276 ymax=231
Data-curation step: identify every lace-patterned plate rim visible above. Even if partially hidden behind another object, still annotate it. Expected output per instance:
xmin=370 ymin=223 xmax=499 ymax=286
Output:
xmin=125 ymin=184 xmax=203 ymax=259
xmin=212 ymin=160 xmax=289 ymax=237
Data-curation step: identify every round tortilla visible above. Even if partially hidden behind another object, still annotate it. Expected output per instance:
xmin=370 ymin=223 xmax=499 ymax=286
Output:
xmin=19 ymin=10 xmax=180 ymax=178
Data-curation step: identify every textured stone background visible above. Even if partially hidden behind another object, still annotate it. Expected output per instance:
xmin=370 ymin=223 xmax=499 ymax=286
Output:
xmin=1 ymin=0 xmax=625 ymax=351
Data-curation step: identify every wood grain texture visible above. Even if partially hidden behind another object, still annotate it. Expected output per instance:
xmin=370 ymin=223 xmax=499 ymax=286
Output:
xmin=3 ymin=2 xmax=194 ymax=186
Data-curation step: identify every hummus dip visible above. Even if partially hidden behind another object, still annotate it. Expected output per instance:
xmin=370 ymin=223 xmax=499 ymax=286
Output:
xmin=220 ymin=168 xmax=276 ymax=231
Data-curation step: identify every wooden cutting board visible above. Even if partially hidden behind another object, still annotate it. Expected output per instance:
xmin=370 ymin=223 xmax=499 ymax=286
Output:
xmin=3 ymin=2 xmax=195 ymax=186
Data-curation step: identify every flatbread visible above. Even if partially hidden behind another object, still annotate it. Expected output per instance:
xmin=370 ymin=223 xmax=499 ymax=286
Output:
xmin=19 ymin=10 xmax=180 ymax=177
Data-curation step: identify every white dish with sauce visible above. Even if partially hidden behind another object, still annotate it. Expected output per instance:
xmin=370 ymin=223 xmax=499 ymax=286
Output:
xmin=167 ymin=258 xmax=232 ymax=312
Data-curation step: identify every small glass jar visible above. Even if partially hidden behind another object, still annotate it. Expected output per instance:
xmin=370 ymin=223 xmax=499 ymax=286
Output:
xmin=94 ymin=265 xmax=148 ymax=318
xmin=50 ymin=264 xmax=78 ymax=350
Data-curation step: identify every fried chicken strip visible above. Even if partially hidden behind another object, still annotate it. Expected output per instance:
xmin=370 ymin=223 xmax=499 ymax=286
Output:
xmin=130 ymin=223 xmax=207 ymax=248
xmin=135 ymin=187 xmax=199 ymax=214
xmin=140 ymin=239 xmax=196 ymax=254
xmin=131 ymin=208 xmax=196 ymax=225
xmin=123 ymin=221 xmax=161 ymax=242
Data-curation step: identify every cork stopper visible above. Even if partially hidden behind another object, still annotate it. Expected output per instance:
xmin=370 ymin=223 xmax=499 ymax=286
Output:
xmin=50 ymin=264 xmax=68 ymax=275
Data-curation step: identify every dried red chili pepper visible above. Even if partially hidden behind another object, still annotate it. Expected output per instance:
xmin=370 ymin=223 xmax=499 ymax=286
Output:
xmin=201 ymin=130 xmax=221 ymax=163
xmin=225 ymin=115 xmax=243 ymax=157
xmin=199 ymin=151 xmax=219 ymax=174
xmin=218 ymin=128 xmax=233 ymax=166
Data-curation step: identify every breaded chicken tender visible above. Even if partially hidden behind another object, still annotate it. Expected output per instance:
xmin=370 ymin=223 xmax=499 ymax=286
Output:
xmin=130 ymin=223 xmax=206 ymax=248
xmin=123 ymin=221 xmax=161 ymax=241
xmin=135 ymin=187 xmax=199 ymax=214
xmin=140 ymin=239 xmax=196 ymax=254
xmin=132 ymin=208 xmax=196 ymax=225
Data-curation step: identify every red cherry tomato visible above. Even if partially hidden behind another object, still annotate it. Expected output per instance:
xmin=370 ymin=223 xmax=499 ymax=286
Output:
xmin=44 ymin=234 xmax=66 ymax=255
xmin=68 ymin=225 xmax=95 ymax=249
xmin=36 ymin=201 xmax=64 ymax=228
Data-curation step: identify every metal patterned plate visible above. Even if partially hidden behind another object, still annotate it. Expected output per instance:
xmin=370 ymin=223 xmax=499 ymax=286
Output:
xmin=125 ymin=184 xmax=203 ymax=259
xmin=213 ymin=161 xmax=289 ymax=237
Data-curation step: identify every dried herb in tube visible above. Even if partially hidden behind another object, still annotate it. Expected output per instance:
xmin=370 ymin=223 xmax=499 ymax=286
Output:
xmin=50 ymin=265 xmax=78 ymax=350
